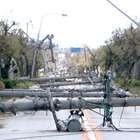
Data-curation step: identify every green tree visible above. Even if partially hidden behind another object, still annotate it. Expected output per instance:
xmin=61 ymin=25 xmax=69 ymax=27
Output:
xmin=95 ymin=25 xmax=140 ymax=79
xmin=0 ymin=20 xmax=36 ymax=78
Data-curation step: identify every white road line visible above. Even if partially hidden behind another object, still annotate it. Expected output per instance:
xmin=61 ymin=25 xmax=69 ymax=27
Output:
xmin=83 ymin=116 xmax=97 ymax=140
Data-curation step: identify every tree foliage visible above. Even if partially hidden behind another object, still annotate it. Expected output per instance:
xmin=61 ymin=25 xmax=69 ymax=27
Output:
xmin=64 ymin=48 xmax=86 ymax=75
xmin=95 ymin=25 xmax=140 ymax=79
xmin=0 ymin=20 xmax=40 ymax=79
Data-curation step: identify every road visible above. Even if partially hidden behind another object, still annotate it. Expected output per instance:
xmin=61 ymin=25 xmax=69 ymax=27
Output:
xmin=86 ymin=107 xmax=140 ymax=140
xmin=0 ymin=110 xmax=85 ymax=140
xmin=1 ymin=105 xmax=140 ymax=140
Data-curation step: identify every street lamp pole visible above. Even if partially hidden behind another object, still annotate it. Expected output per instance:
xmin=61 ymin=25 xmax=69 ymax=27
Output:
xmin=37 ymin=13 xmax=67 ymax=40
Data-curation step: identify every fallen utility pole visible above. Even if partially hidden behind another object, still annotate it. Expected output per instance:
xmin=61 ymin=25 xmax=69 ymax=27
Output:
xmin=40 ymin=81 xmax=101 ymax=88
xmin=0 ymin=91 xmax=130 ymax=98
xmin=4 ymin=87 xmax=115 ymax=92
xmin=0 ymin=72 xmax=136 ymax=132
xmin=0 ymin=97 xmax=140 ymax=114
xmin=18 ymin=74 xmax=100 ymax=82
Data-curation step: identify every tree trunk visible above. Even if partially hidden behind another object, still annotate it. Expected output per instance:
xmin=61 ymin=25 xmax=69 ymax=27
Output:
xmin=132 ymin=59 xmax=140 ymax=79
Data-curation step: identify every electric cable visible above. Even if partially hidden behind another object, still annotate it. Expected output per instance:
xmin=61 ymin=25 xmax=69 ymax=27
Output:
xmin=118 ymin=106 xmax=125 ymax=128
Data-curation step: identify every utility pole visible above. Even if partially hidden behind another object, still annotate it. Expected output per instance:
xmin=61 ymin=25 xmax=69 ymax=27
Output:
xmin=36 ymin=13 xmax=67 ymax=76
xmin=48 ymin=34 xmax=56 ymax=69
xmin=31 ymin=35 xmax=49 ymax=78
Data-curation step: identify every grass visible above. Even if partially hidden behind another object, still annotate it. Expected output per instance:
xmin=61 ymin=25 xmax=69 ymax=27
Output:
xmin=128 ymin=86 xmax=140 ymax=95
xmin=114 ymin=78 xmax=140 ymax=95
xmin=15 ymin=82 xmax=36 ymax=89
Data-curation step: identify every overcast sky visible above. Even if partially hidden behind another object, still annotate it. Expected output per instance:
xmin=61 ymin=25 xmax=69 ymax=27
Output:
xmin=0 ymin=0 xmax=140 ymax=48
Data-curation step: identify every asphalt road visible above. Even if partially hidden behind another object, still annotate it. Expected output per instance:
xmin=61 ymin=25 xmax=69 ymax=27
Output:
xmin=1 ymin=105 xmax=140 ymax=140
xmin=87 ymin=106 xmax=140 ymax=140
xmin=0 ymin=110 xmax=85 ymax=140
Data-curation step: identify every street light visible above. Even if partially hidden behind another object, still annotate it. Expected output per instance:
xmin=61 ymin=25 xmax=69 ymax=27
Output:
xmin=37 ymin=13 xmax=67 ymax=40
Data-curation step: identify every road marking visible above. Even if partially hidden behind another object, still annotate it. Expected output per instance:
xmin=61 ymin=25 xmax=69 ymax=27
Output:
xmin=83 ymin=110 xmax=103 ymax=140
xmin=83 ymin=116 xmax=97 ymax=140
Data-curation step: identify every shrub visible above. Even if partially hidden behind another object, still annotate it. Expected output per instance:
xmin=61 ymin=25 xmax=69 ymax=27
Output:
xmin=2 ymin=79 xmax=17 ymax=89
xmin=129 ymin=79 xmax=140 ymax=87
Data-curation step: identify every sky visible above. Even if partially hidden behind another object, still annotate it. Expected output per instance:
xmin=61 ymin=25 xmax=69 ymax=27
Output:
xmin=0 ymin=0 xmax=140 ymax=49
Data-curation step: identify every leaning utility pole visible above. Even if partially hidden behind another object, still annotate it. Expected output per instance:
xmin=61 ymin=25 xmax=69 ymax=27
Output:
xmin=106 ymin=0 xmax=140 ymax=28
